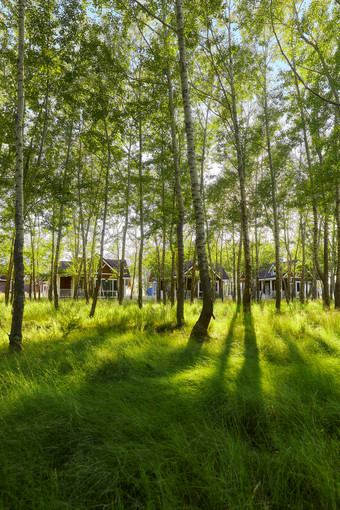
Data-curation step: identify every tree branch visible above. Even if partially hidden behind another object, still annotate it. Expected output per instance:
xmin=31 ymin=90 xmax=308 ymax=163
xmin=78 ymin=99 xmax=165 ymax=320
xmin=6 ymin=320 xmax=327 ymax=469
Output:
xmin=270 ymin=1 xmax=340 ymax=107
xmin=128 ymin=0 xmax=177 ymax=34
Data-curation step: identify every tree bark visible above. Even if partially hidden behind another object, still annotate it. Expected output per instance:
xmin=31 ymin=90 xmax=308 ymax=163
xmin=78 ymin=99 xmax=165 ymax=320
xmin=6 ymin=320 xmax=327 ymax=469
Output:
xmin=283 ymin=212 xmax=291 ymax=304
xmin=322 ymin=210 xmax=330 ymax=308
xmin=9 ymin=0 xmax=25 ymax=351
xmin=166 ymin=59 xmax=185 ymax=324
xmin=36 ymin=216 xmax=41 ymax=300
xmin=53 ymin=129 xmax=72 ymax=309
xmin=5 ymin=238 xmax=14 ymax=306
xmin=88 ymin=212 xmax=99 ymax=299
xmin=232 ymin=224 xmax=236 ymax=302
xmin=175 ymin=0 xmax=213 ymax=339
xmin=335 ymin=184 xmax=340 ymax=309
xmin=119 ymin=138 xmax=132 ymax=305
xmin=169 ymin=222 xmax=175 ymax=307
xmin=137 ymin=108 xmax=144 ymax=309
xmin=30 ymin=220 xmax=36 ymax=299
xmin=48 ymin=211 xmax=55 ymax=302
xmin=77 ymin=156 xmax=90 ymax=303
xmin=90 ymin=118 xmax=110 ymax=318
xmin=237 ymin=227 xmax=242 ymax=306
xmin=299 ymin=212 xmax=307 ymax=304
xmin=263 ymin=72 xmax=281 ymax=310
xmin=130 ymin=234 xmax=138 ymax=299
xmin=161 ymin=164 xmax=167 ymax=305
xmin=190 ymin=244 xmax=197 ymax=303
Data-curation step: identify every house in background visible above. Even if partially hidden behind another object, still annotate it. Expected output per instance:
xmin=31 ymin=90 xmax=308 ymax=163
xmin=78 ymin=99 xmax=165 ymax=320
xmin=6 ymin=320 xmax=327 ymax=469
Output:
xmin=0 ymin=274 xmax=31 ymax=297
xmin=245 ymin=262 xmax=322 ymax=299
xmin=183 ymin=261 xmax=231 ymax=299
xmin=58 ymin=260 xmax=75 ymax=298
xmin=43 ymin=258 xmax=130 ymax=298
xmin=0 ymin=275 xmax=7 ymax=294
xmin=148 ymin=261 xmax=231 ymax=299
xmin=93 ymin=258 xmax=130 ymax=298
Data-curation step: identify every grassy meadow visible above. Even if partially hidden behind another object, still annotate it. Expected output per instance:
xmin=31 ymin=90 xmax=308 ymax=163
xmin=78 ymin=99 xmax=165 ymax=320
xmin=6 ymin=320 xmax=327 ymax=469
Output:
xmin=0 ymin=298 xmax=339 ymax=509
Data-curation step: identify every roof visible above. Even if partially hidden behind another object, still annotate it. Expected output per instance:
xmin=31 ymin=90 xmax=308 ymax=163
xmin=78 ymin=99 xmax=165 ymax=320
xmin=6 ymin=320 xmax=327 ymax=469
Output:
xmin=59 ymin=261 xmax=73 ymax=272
xmin=103 ymin=258 xmax=130 ymax=278
xmin=258 ymin=267 xmax=277 ymax=280
xmin=59 ymin=259 xmax=130 ymax=278
xmin=184 ymin=260 xmax=229 ymax=280
xmin=257 ymin=261 xmax=314 ymax=281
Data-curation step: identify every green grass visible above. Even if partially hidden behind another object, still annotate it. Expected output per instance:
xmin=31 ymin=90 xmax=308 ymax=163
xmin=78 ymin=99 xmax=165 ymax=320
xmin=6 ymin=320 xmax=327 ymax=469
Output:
xmin=0 ymin=299 xmax=339 ymax=509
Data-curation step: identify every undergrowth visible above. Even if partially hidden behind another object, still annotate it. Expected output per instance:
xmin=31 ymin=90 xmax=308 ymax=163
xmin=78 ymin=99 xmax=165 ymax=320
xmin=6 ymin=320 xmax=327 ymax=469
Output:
xmin=0 ymin=298 xmax=339 ymax=509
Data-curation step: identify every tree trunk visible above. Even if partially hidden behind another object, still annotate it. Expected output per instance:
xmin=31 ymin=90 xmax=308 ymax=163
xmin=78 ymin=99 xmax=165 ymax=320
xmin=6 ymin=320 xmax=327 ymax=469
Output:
xmin=137 ymin=110 xmax=144 ymax=310
xmin=130 ymin=234 xmax=138 ymax=300
xmin=36 ymin=216 xmax=41 ymax=300
xmin=299 ymin=212 xmax=306 ymax=304
xmin=156 ymin=237 xmax=161 ymax=303
xmin=77 ymin=145 xmax=90 ymax=303
xmin=189 ymin=244 xmax=196 ymax=303
xmin=330 ymin=217 xmax=336 ymax=301
xmin=30 ymin=219 xmax=36 ymax=300
xmin=53 ymin=129 xmax=72 ymax=309
xmin=175 ymin=0 xmax=213 ymax=339
xmin=219 ymin=233 xmax=224 ymax=301
xmin=48 ymin=212 xmax=55 ymax=302
xmin=335 ymin=184 xmax=340 ymax=309
xmin=283 ymin=213 xmax=291 ymax=304
xmin=291 ymin=240 xmax=300 ymax=302
xmin=214 ymin=239 xmax=218 ymax=300
xmin=254 ymin=164 xmax=260 ymax=301
xmin=237 ymin=228 xmax=242 ymax=306
xmin=225 ymin=21 xmax=251 ymax=312
xmin=169 ymin=222 xmax=175 ymax=306
xmin=90 ymin=118 xmax=110 ymax=318
xmin=88 ymin=212 xmax=99 ymax=299
xmin=5 ymin=239 xmax=14 ymax=306
xmin=79 ymin=204 xmax=89 ymax=303
xmin=29 ymin=274 xmax=32 ymax=301
xmin=322 ymin=210 xmax=330 ymax=308
xmin=166 ymin=61 xmax=185 ymax=325
xmin=232 ymin=224 xmax=236 ymax=302
xmin=10 ymin=272 xmax=15 ymax=304
xmin=9 ymin=0 xmax=25 ymax=351
xmin=73 ymin=260 xmax=83 ymax=301
xmin=263 ymin=74 xmax=281 ymax=310
xmin=254 ymin=210 xmax=260 ymax=301
xmin=119 ymin=139 xmax=132 ymax=305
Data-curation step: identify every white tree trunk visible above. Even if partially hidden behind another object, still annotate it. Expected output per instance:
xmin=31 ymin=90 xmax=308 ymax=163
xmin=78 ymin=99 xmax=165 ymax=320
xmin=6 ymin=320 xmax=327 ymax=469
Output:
xmin=9 ymin=0 xmax=25 ymax=351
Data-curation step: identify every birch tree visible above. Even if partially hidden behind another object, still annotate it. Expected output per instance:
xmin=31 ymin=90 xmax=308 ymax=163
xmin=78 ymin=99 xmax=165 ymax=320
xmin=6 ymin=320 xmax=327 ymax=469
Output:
xmin=9 ymin=0 xmax=25 ymax=351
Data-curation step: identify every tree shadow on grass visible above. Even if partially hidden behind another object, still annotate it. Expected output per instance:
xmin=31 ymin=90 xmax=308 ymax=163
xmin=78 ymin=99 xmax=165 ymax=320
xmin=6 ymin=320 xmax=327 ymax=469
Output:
xmin=276 ymin=332 xmax=340 ymax=435
xmin=197 ymin=305 xmax=241 ymax=423
xmin=214 ymin=304 xmax=241 ymax=382
xmin=233 ymin=311 xmax=268 ymax=448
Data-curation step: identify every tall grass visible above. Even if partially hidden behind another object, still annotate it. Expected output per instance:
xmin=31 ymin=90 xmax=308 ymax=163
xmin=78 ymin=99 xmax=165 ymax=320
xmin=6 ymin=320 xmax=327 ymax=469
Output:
xmin=0 ymin=298 xmax=339 ymax=508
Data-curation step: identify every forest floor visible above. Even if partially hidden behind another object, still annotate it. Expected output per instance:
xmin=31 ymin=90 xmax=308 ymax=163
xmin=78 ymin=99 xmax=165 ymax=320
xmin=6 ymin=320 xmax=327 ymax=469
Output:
xmin=0 ymin=299 xmax=339 ymax=509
